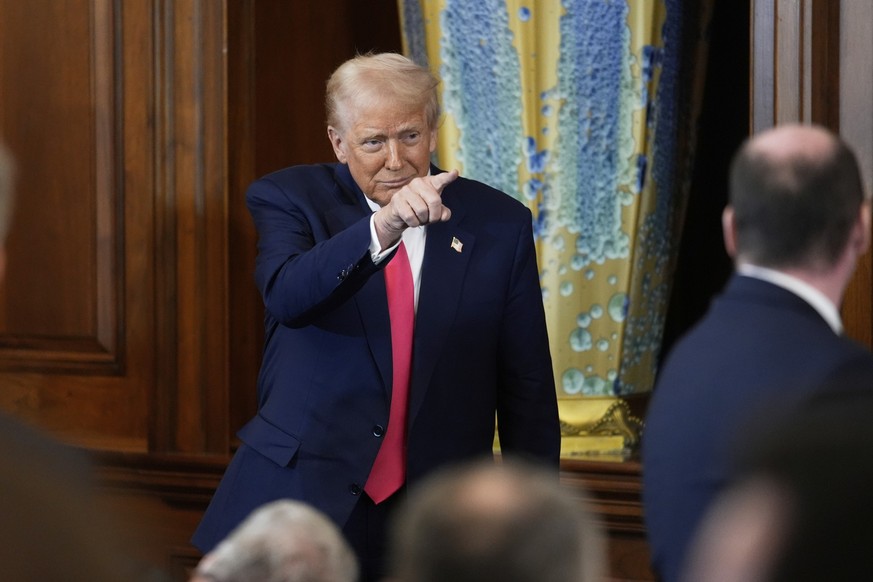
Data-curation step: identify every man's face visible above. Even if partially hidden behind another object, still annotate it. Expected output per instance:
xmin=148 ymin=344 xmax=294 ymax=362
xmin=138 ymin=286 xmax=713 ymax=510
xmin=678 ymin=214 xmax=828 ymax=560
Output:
xmin=328 ymin=97 xmax=436 ymax=207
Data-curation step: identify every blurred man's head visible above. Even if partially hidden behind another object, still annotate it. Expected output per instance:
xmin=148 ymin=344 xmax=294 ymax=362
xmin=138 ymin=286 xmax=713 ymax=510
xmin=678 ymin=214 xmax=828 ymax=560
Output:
xmin=724 ymin=124 xmax=868 ymax=274
xmin=192 ymin=499 xmax=358 ymax=582
xmin=387 ymin=459 xmax=604 ymax=582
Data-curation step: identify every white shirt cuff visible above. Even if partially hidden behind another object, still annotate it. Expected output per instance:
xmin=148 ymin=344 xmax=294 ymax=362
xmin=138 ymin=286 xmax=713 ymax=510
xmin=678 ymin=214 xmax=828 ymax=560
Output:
xmin=369 ymin=214 xmax=401 ymax=264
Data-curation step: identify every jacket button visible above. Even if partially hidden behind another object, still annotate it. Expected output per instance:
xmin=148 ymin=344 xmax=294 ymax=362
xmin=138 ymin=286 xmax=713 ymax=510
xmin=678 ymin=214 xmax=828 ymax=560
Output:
xmin=373 ymin=425 xmax=385 ymax=437
xmin=349 ymin=483 xmax=362 ymax=496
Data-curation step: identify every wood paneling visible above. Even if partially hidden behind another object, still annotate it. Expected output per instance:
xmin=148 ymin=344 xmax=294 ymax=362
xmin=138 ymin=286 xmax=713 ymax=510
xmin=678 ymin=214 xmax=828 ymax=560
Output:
xmin=752 ymin=0 xmax=873 ymax=346
xmin=752 ymin=0 xmax=840 ymax=130
xmin=0 ymin=0 xmax=233 ymax=452
xmin=0 ymin=0 xmax=152 ymax=448
xmin=0 ymin=0 xmax=120 ymax=373
xmin=150 ymin=0 xmax=231 ymax=454
xmin=562 ymin=459 xmax=653 ymax=581
xmin=94 ymin=451 xmax=226 ymax=579
xmin=838 ymin=2 xmax=873 ymax=347
xmin=227 ymin=0 xmax=261 ymax=446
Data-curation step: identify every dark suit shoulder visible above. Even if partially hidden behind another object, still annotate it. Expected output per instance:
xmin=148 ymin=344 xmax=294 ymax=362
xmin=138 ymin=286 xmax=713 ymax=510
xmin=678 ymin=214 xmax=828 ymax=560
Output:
xmin=721 ymin=275 xmax=819 ymax=311
xmin=259 ymin=163 xmax=342 ymax=186
xmin=248 ymin=163 xmax=362 ymax=210
xmin=0 ymin=412 xmax=94 ymax=486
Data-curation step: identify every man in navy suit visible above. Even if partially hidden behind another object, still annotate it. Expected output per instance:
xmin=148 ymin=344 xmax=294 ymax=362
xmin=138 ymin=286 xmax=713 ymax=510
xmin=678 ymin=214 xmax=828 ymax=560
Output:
xmin=192 ymin=53 xmax=560 ymax=581
xmin=642 ymin=124 xmax=873 ymax=582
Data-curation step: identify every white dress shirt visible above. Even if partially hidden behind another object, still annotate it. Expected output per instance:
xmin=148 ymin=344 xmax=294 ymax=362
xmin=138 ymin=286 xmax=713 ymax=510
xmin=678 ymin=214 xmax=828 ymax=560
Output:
xmin=365 ymin=198 xmax=425 ymax=313
xmin=737 ymin=262 xmax=843 ymax=334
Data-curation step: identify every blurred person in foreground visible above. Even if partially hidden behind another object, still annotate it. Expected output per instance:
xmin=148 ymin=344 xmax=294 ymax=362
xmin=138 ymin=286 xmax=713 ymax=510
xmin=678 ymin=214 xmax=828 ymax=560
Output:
xmin=191 ymin=499 xmax=358 ymax=582
xmin=192 ymin=52 xmax=560 ymax=581
xmin=385 ymin=458 xmax=604 ymax=582
xmin=642 ymin=123 xmax=873 ymax=581
xmin=0 ymin=141 xmax=147 ymax=580
xmin=682 ymin=356 xmax=873 ymax=582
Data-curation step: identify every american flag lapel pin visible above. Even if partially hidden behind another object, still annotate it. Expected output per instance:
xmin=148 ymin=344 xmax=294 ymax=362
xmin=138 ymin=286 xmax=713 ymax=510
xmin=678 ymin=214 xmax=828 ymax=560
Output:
xmin=451 ymin=236 xmax=463 ymax=253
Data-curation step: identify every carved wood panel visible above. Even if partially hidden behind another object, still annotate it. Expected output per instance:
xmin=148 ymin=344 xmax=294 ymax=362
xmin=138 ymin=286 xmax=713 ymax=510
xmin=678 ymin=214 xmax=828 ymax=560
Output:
xmin=0 ymin=0 xmax=121 ymax=373
xmin=752 ymin=0 xmax=873 ymax=346
xmin=0 ymin=0 xmax=153 ymax=450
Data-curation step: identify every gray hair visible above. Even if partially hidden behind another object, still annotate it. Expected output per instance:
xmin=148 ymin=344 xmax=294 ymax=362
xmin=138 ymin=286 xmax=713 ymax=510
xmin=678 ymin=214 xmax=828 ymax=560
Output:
xmin=195 ymin=500 xmax=359 ymax=582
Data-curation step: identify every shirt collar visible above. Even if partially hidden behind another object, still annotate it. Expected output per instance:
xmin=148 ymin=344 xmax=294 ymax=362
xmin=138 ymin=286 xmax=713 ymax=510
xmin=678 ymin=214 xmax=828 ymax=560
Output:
xmin=737 ymin=263 xmax=843 ymax=334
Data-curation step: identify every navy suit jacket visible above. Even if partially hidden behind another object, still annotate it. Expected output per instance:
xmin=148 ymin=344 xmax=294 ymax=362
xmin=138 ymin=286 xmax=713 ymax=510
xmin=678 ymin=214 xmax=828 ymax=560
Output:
xmin=192 ymin=163 xmax=560 ymax=551
xmin=642 ymin=274 xmax=873 ymax=582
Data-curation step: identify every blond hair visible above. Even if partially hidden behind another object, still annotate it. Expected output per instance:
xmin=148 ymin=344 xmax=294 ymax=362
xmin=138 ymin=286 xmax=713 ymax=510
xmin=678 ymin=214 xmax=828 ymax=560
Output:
xmin=325 ymin=53 xmax=440 ymax=132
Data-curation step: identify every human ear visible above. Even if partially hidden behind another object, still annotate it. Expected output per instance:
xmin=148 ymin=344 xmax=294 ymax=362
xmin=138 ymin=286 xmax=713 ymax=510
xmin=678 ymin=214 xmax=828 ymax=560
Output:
xmin=853 ymin=201 xmax=871 ymax=255
xmin=722 ymin=206 xmax=738 ymax=258
xmin=327 ymin=126 xmax=347 ymax=164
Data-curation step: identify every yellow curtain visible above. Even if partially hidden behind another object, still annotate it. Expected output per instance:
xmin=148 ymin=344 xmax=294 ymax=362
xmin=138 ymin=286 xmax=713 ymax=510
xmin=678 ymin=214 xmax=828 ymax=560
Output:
xmin=400 ymin=0 xmax=711 ymax=457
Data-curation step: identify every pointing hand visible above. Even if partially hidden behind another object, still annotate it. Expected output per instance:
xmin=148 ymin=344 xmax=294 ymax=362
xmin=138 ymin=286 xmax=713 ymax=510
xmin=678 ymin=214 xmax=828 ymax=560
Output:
xmin=374 ymin=170 xmax=459 ymax=247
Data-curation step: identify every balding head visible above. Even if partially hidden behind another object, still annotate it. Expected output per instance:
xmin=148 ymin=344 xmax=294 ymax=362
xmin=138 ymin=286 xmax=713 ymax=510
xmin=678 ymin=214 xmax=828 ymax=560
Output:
xmin=744 ymin=124 xmax=836 ymax=167
xmin=388 ymin=459 xmax=604 ymax=582
xmin=727 ymin=124 xmax=866 ymax=271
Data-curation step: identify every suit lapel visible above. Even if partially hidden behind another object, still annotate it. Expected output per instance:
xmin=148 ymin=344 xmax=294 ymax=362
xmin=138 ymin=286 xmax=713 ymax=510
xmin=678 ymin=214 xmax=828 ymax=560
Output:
xmin=355 ymin=274 xmax=392 ymax=393
xmin=325 ymin=163 xmax=372 ymax=234
xmin=327 ymin=164 xmax=393 ymax=392
xmin=409 ymin=203 xmax=474 ymax=425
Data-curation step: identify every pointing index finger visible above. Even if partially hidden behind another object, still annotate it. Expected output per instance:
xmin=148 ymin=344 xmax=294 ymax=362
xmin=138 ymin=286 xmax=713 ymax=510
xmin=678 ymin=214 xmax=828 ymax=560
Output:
xmin=430 ymin=169 xmax=459 ymax=194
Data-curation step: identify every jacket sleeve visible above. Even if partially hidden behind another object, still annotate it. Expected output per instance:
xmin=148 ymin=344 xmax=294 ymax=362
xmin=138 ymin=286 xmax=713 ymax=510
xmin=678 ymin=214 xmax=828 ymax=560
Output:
xmin=494 ymin=212 xmax=561 ymax=466
xmin=246 ymin=175 xmax=382 ymax=328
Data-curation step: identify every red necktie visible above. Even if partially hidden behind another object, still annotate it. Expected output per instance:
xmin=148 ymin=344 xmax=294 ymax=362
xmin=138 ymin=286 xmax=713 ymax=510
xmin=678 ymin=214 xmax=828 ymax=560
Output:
xmin=365 ymin=242 xmax=414 ymax=504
